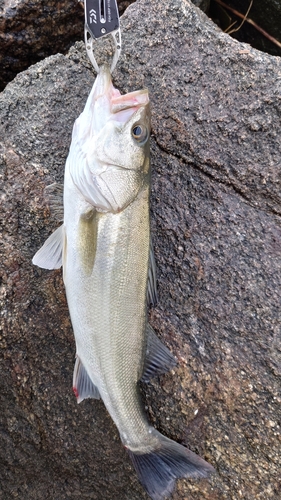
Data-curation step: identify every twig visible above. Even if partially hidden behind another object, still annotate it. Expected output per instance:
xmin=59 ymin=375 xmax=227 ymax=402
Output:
xmin=226 ymin=21 xmax=238 ymax=33
xmin=214 ymin=0 xmax=281 ymax=50
xmin=225 ymin=0 xmax=253 ymax=35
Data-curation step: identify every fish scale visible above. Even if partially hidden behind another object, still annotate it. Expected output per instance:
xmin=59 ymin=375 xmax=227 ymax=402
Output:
xmin=65 ymin=189 xmax=149 ymax=431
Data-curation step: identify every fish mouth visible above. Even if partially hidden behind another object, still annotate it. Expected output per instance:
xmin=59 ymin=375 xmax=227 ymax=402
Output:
xmin=92 ymin=64 xmax=114 ymax=100
xmin=82 ymin=65 xmax=149 ymax=134
xmin=110 ymin=89 xmax=149 ymax=124
xmin=97 ymin=65 xmax=149 ymax=123
xmin=111 ymin=89 xmax=149 ymax=113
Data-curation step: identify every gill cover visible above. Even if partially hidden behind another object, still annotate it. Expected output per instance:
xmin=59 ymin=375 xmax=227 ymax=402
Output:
xmin=67 ymin=65 xmax=150 ymax=213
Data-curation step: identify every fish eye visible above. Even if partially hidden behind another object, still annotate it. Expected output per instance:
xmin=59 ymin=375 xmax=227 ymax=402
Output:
xmin=131 ymin=124 xmax=148 ymax=143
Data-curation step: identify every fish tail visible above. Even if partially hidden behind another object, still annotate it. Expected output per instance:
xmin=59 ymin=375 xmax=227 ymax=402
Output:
xmin=126 ymin=430 xmax=214 ymax=500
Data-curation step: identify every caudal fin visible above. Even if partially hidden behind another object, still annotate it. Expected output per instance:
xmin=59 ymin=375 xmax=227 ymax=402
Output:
xmin=126 ymin=430 xmax=214 ymax=500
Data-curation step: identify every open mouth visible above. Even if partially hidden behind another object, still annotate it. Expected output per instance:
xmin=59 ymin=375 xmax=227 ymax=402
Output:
xmin=111 ymin=89 xmax=149 ymax=113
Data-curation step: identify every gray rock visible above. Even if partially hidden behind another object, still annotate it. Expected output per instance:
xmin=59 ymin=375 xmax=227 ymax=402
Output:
xmin=0 ymin=0 xmax=280 ymax=498
xmin=0 ymin=0 xmax=133 ymax=91
xmin=0 ymin=0 xmax=84 ymax=91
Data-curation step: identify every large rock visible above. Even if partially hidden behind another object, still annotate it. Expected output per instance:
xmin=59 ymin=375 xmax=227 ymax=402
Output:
xmin=0 ymin=0 xmax=280 ymax=498
xmin=0 ymin=0 xmax=209 ymax=92
xmin=0 ymin=0 xmax=84 ymax=91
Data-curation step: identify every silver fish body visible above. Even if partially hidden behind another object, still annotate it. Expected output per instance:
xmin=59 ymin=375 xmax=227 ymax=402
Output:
xmin=64 ymin=164 xmax=151 ymax=449
xmin=33 ymin=66 xmax=214 ymax=499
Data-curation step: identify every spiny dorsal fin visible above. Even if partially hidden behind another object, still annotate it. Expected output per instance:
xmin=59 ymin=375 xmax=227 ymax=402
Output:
xmin=73 ymin=356 xmax=100 ymax=403
xmin=32 ymin=224 xmax=64 ymax=269
xmin=147 ymin=239 xmax=158 ymax=307
xmin=141 ymin=325 xmax=177 ymax=382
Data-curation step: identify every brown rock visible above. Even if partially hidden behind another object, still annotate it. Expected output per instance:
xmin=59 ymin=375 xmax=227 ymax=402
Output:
xmin=0 ymin=0 xmax=84 ymax=91
xmin=0 ymin=0 xmax=135 ymax=91
xmin=0 ymin=0 xmax=280 ymax=498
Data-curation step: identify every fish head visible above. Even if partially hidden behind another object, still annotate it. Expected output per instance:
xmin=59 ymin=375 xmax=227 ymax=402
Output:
xmin=105 ymin=88 xmax=151 ymax=174
xmin=69 ymin=66 xmax=151 ymax=213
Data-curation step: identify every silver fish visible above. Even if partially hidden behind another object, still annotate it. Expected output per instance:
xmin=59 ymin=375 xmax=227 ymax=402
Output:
xmin=33 ymin=65 xmax=214 ymax=499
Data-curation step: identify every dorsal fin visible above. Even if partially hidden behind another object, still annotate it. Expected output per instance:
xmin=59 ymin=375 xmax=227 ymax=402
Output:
xmin=141 ymin=325 xmax=177 ymax=382
xmin=147 ymin=239 xmax=158 ymax=306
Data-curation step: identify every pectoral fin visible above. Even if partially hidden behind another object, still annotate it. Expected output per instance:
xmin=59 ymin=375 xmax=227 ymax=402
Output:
xmin=32 ymin=224 xmax=64 ymax=269
xmin=73 ymin=356 xmax=100 ymax=403
xmin=44 ymin=182 xmax=64 ymax=221
xmin=78 ymin=209 xmax=99 ymax=276
xmin=141 ymin=325 xmax=177 ymax=382
xmin=69 ymin=151 xmax=112 ymax=212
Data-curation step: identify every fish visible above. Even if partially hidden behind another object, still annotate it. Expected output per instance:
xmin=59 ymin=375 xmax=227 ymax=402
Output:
xmin=32 ymin=65 xmax=214 ymax=500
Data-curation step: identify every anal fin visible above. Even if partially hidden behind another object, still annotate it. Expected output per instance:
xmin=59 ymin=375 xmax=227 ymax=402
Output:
xmin=141 ymin=325 xmax=177 ymax=382
xmin=73 ymin=356 xmax=100 ymax=403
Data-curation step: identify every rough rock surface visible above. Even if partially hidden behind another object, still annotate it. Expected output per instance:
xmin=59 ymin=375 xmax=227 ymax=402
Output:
xmin=0 ymin=0 xmax=84 ymax=91
xmin=0 ymin=0 xmax=133 ymax=91
xmin=0 ymin=0 xmax=281 ymax=499
xmin=0 ymin=0 xmax=210 ymax=93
